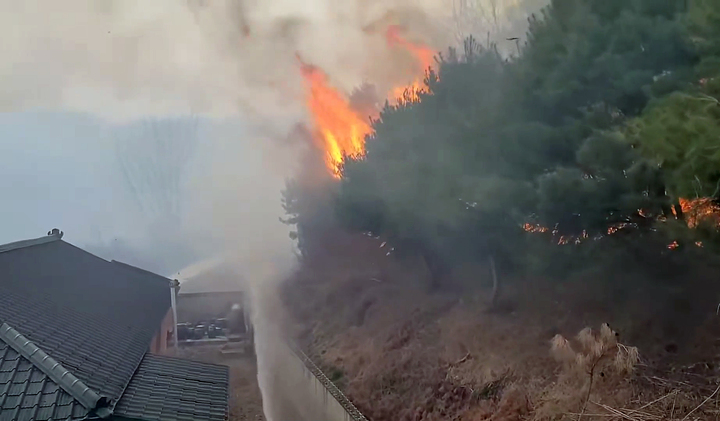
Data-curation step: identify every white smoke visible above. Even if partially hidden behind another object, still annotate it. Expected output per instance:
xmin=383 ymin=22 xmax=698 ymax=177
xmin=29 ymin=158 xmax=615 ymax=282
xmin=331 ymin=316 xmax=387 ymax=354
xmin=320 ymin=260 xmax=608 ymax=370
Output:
xmin=0 ymin=0 xmax=458 ymax=122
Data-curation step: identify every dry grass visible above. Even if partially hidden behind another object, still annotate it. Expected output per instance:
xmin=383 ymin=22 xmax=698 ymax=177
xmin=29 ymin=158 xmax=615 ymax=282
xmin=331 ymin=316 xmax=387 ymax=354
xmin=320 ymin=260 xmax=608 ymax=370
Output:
xmin=282 ymin=230 xmax=720 ymax=421
xmin=539 ymin=324 xmax=640 ymax=420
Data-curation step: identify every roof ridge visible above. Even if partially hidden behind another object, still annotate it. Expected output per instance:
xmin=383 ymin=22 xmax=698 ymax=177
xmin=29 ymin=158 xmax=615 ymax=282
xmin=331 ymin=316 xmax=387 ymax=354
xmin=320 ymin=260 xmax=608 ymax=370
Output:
xmin=110 ymin=350 xmax=149 ymax=415
xmin=0 ymin=230 xmax=63 ymax=254
xmin=0 ymin=322 xmax=111 ymax=416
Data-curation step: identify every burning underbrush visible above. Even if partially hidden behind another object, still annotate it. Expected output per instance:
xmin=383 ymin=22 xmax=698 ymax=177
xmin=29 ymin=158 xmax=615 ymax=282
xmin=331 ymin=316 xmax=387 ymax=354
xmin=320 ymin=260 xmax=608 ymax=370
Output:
xmin=281 ymin=230 xmax=720 ymax=420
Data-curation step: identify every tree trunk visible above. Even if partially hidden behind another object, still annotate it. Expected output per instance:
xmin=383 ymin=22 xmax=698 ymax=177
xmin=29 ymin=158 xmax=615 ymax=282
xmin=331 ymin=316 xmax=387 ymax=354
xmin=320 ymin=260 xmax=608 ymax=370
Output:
xmin=656 ymin=182 xmax=674 ymax=220
xmin=421 ymin=247 xmax=448 ymax=291
xmin=673 ymin=201 xmax=684 ymax=222
xmin=489 ymin=255 xmax=499 ymax=308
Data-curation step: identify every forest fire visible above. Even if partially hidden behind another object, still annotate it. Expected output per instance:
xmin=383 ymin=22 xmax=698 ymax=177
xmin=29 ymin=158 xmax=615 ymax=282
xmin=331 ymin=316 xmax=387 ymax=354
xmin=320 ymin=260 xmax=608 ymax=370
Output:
xmin=385 ymin=25 xmax=436 ymax=103
xmin=675 ymin=197 xmax=720 ymax=228
xmin=522 ymin=197 xmax=720 ymax=250
xmin=298 ymin=26 xmax=436 ymax=177
xmin=298 ymin=58 xmax=372 ymax=177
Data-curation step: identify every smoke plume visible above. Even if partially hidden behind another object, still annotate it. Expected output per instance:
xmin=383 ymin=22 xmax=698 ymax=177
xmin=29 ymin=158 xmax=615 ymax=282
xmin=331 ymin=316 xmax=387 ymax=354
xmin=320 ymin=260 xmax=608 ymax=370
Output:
xmin=1 ymin=1 xmax=544 ymax=419
xmin=1 ymin=0 xmax=458 ymax=121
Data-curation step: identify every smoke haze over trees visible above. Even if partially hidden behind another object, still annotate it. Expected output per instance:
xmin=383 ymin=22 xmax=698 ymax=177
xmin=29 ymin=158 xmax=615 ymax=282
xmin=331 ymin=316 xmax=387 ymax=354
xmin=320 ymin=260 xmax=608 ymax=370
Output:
xmin=282 ymin=0 xmax=720 ymax=290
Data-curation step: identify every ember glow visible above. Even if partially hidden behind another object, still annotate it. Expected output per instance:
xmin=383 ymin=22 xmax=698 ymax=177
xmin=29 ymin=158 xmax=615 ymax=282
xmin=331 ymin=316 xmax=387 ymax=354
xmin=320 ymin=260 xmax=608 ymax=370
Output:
xmin=675 ymin=197 xmax=720 ymax=228
xmin=298 ymin=26 xmax=436 ymax=177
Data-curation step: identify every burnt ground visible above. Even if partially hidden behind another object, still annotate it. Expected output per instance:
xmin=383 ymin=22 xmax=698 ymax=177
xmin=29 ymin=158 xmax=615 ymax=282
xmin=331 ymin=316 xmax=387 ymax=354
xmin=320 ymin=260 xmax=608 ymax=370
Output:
xmin=177 ymin=346 xmax=265 ymax=421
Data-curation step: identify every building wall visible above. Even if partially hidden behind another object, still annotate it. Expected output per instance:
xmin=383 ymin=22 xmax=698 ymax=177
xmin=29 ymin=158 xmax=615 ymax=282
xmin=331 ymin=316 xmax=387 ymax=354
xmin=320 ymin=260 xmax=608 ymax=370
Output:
xmin=176 ymin=291 xmax=245 ymax=323
xmin=148 ymin=308 xmax=174 ymax=355
xmin=271 ymin=341 xmax=368 ymax=421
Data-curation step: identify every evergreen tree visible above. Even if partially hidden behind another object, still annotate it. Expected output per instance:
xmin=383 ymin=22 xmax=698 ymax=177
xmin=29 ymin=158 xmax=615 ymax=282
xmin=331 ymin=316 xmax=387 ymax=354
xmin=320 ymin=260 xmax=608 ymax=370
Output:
xmin=628 ymin=81 xmax=720 ymax=201
xmin=517 ymin=0 xmax=696 ymax=121
xmin=514 ymin=0 xmax=697 ymax=235
xmin=331 ymin=0 xmax=713 ymax=287
xmin=687 ymin=0 xmax=720 ymax=77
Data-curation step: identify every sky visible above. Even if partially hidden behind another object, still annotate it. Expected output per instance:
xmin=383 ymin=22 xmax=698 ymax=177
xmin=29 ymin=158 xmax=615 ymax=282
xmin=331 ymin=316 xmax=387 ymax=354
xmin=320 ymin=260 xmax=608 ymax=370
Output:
xmin=0 ymin=110 xmax=294 ymax=278
xmin=0 ymin=111 xmax=122 ymax=245
xmin=0 ymin=110 xmax=209 ymax=277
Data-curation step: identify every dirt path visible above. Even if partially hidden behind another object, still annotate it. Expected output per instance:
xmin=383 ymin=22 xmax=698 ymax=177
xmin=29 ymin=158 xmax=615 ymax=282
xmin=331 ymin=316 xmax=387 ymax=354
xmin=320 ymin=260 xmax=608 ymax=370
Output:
xmin=227 ymin=357 xmax=266 ymax=421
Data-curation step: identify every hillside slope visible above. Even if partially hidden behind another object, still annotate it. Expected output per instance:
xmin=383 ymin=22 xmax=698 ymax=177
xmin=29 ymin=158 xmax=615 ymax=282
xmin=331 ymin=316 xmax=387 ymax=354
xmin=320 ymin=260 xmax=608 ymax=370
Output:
xmin=282 ymin=231 xmax=720 ymax=420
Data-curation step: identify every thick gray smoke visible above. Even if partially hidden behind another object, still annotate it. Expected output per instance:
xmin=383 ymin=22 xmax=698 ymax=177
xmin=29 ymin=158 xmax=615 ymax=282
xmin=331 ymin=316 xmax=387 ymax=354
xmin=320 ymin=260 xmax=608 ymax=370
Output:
xmin=1 ymin=1 xmax=543 ymax=116
xmin=1 ymin=1 xmax=544 ymax=419
xmin=1 ymin=0 xmax=455 ymax=121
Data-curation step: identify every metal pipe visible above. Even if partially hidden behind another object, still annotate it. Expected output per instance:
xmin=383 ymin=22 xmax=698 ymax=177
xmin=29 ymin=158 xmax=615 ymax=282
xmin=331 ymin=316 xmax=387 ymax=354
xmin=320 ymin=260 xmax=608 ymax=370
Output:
xmin=170 ymin=279 xmax=180 ymax=354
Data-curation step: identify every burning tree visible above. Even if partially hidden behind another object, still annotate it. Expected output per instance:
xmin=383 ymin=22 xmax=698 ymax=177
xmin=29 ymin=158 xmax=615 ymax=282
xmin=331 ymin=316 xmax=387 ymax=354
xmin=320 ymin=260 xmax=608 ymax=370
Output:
xmin=336 ymin=38 xmax=532 ymax=291
xmin=331 ymin=0 xmax=720 ymax=289
xmin=283 ymin=26 xmax=441 ymax=263
xmin=281 ymin=0 xmax=720 ymax=298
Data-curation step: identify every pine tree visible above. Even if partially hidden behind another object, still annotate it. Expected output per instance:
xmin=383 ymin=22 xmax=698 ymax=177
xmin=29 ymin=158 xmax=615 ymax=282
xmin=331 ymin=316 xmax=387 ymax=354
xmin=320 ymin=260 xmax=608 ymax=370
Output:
xmin=333 ymin=0 xmax=705 ymax=286
xmin=628 ymin=84 xmax=720 ymax=201
xmin=516 ymin=0 xmax=696 ymax=121
xmin=687 ymin=0 xmax=720 ymax=77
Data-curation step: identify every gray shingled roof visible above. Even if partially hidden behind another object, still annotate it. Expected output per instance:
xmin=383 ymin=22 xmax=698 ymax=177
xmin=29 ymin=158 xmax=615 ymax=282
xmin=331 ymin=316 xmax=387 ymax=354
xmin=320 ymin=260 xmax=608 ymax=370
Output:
xmin=0 ymin=234 xmax=230 ymax=420
xmin=0 ymin=322 xmax=111 ymax=421
xmin=115 ymin=354 xmax=229 ymax=421
xmin=0 ymin=341 xmax=83 ymax=421
xmin=0 ymin=237 xmax=171 ymax=405
xmin=0 ymin=339 xmax=85 ymax=421
xmin=0 ymin=234 xmax=190 ymax=420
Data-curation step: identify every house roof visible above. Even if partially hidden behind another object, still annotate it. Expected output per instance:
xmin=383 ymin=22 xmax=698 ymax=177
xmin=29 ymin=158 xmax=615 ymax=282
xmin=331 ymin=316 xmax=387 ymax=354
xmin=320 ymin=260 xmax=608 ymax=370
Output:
xmin=0 ymin=235 xmax=171 ymax=400
xmin=0 ymin=322 xmax=110 ymax=421
xmin=0 ymin=338 xmax=86 ymax=421
xmin=114 ymin=354 xmax=229 ymax=421
xmin=0 ymin=232 xmax=229 ymax=421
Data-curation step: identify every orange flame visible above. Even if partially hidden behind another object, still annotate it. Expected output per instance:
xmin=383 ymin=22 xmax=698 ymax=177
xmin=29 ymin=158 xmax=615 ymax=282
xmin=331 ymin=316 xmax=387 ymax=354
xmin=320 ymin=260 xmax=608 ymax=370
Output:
xmin=298 ymin=26 xmax=436 ymax=177
xmin=386 ymin=25 xmax=435 ymax=103
xmin=676 ymin=197 xmax=720 ymax=228
xmin=299 ymin=57 xmax=372 ymax=177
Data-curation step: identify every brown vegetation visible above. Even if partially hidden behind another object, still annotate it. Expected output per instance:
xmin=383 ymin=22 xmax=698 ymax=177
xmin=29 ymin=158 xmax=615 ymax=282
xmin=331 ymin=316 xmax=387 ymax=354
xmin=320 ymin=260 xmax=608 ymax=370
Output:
xmin=282 ymin=230 xmax=720 ymax=420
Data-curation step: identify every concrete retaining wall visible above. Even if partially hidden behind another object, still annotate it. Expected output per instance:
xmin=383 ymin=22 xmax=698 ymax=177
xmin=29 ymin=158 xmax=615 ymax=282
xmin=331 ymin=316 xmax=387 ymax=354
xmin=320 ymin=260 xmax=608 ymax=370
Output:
xmin=272 ymin=341 xmax=368 ymax=421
